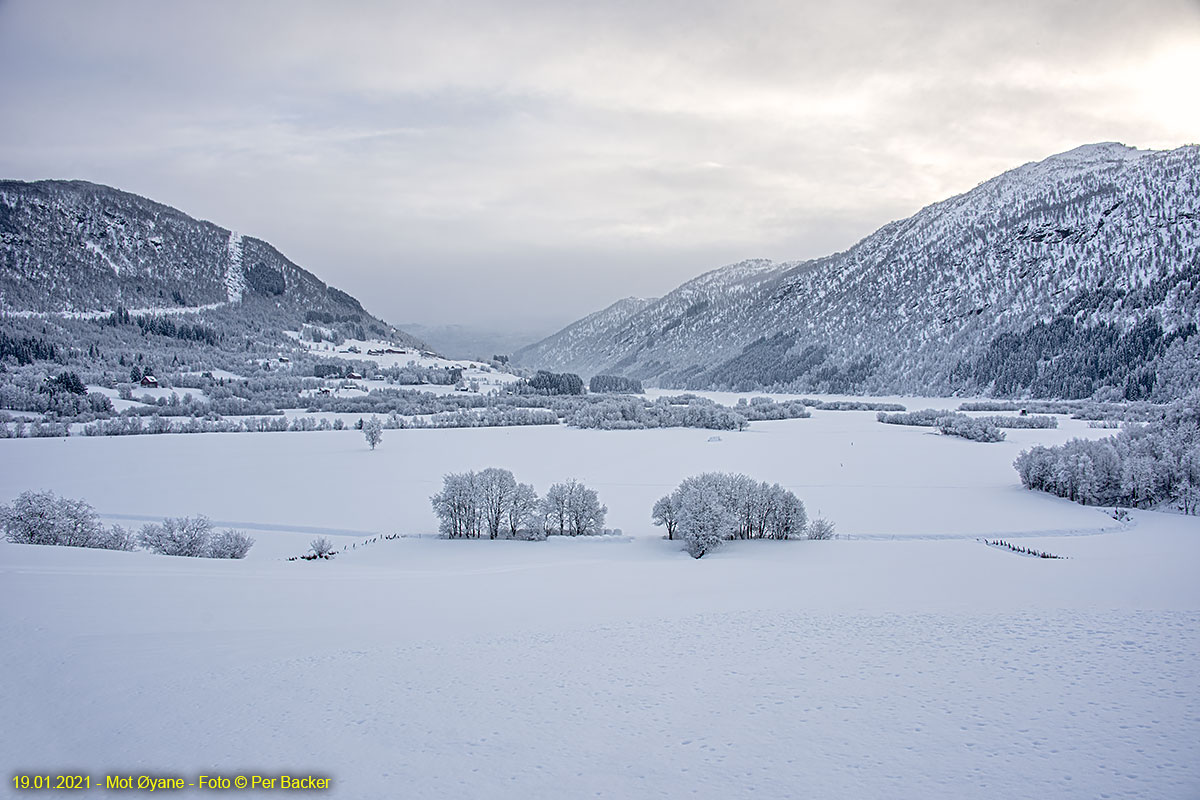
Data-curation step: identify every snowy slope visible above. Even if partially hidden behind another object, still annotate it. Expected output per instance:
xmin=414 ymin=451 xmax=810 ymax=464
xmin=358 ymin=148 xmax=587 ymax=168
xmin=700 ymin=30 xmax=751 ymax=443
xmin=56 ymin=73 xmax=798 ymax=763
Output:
xmin=514 ymin=295 xmax=656 ymax=374
xmin=0 ymin=180 xmax=399 ymax=335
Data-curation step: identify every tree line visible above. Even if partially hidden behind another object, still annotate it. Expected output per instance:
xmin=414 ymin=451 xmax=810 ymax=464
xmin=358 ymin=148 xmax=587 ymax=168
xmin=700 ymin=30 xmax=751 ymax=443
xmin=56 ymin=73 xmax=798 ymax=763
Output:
xmin=1013 ymin=399 xmax=1200 ymax=513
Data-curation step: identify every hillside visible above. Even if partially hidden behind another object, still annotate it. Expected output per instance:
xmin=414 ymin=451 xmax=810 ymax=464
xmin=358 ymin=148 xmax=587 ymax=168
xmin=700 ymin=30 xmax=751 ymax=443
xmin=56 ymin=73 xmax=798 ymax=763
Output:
xmin=515 ymin=143 xmax=1200 ymax=400
xmin=0 ymin=179 xmax=420 ymax=348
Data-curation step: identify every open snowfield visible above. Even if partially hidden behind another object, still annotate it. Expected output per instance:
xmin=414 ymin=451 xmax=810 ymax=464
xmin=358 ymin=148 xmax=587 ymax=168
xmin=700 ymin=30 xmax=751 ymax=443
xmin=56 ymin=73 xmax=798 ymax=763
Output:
xmin=2 ymin=406 xmax=1198 ymax=798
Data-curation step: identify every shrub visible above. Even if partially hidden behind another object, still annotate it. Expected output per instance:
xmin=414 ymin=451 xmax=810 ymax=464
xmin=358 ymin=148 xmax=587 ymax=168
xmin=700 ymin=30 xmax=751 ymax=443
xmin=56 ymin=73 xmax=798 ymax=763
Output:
xmin=138 ymin=516 xmax=215 ymax=557
xmin=807 ymin=517 xmax=836 ymax=540
xmin=0 ymin=490 xmax=134 ymax=550
xmin=937 ymin=415 xmax=1006 ymax=442
xmin=207 ymin=528 xmax=255 ymax=559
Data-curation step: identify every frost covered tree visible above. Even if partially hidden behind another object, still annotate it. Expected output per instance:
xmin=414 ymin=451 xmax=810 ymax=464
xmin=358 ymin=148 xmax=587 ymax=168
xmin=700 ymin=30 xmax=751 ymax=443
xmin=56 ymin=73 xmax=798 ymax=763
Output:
xmin=541 ymin=479 xmax=607 ymax=536
xmin=433 ymin=469 xmax=551 ymax=539
xmin=807 ymin=517 xmax=836 ymax=540
xmin=506 ymin=482 xmax=540 ymax=539
xmin=763 ymin=483 xmax=808 ymax=539
xmin=310 ymin=536 xmax=336 ymax=558
xmin=0 ymin=489 xmax=134 ymax=550
xmin=430 ymin=471 xmax=483 ymax=538
xmin=676 ymin=481 xmax=735 ymax=558
xmin=651 ymin=494 xmax=678 ymax=539
xmin=208 ymin=528 xmax=255 ymax=558
xmin=363 ymin=414 xmax=383 ymax=450
xmin=567 ymin=481 xmax=606 ymax=536
xmin=138 ymin=516 xmax=215 ymax=557
xmin=660 ymin=472 xmax=814 ymax=556
xmin=0 ymin=489 xmax=103 ymax=546
xmin=477 ymin=467 xmax=517 ymax=539
xmin=540 ymin=481 xmax=571 ymax=536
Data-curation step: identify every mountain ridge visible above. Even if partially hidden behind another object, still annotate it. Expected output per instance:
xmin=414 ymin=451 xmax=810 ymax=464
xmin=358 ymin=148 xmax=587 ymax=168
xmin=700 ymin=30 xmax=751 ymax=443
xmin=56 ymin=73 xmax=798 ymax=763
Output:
xmin=515 ymin=142 xmax=1200 ymax=400
xmin=0 ymin=178 xmax=420 ymax=348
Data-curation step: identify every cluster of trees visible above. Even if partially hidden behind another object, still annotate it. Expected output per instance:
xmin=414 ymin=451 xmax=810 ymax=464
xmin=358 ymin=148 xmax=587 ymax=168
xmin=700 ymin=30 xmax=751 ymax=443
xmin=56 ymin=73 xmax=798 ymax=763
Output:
xmin=4 ymin=387 xmax=825 ymax=438
xmin=521 ymin=370 xmax=585 ymax=396
xmin=430 ymin=469 xmax=607 ymax=540
xmin=589 ymin=375 xmax=644 ymax=394
xmin=0 ymin=418 xmax=74 ymax=438
xmin=0 ymin=490 xmax=135 ymax=550
xmin=960 ymin=400 xmax=1076 ymax=413
xmin=959 ymin=299 xmax=1198 ymax=400
xmin=133 ymin=315 xmax=221 ymax=346
xmin=809 ymin=400 xmax=905 ymax=411
xmin=0 ymin=330 xmax=59 ymax=365
xmin=411 ymin=407 xmax=559 ymax=429
xmin=652 ymin=472 xmax=830 ymax=558
xmin=878 ymin=408 xmax=1061 ymax=442
xmin=696 ymin=334 xmax=879 ymax=394
xmin=960 ymin=399 xmax=1169 ymax=424
xmin=697 ymin=333 xmax=831 ymax=393
xmin=1013 ymin=401 xmax=1200 ymax=512
xmin=96 ymin=307 xmax=222 ymax=346
xmin=735 ymin=396 xmax=813 ymax=420
xmin=936 ymin=415 xmax=1006 ymax=443
xmin=0 ymin=490 xmax=256 ymax=558
xmin=138 ymin=516 xmax=255 ymax=558
xmin=565 ymin=396 xmax=749 ymax=431
xmin=43 ymin=370 xmax=87 ymax=396
xmin=977 ymin=414 xmax=1057 ymax=429
xmin=0 ymin=381 xmax=113 ymax=417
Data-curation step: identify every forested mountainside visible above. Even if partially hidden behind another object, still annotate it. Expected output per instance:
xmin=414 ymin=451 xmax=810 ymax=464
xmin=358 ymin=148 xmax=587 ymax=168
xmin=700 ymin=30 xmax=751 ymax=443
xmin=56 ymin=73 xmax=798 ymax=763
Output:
xmin=0 ymin=179 xmax=418 ymax=347
xmin=515 ymin=143 xmax=1200 ymax=400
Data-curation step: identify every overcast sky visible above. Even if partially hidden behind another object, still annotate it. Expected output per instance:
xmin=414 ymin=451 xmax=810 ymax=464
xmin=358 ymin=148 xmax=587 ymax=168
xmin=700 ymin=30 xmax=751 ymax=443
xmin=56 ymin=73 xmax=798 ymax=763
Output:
xmin=2 ymin=0 xmax=1198 ymax=336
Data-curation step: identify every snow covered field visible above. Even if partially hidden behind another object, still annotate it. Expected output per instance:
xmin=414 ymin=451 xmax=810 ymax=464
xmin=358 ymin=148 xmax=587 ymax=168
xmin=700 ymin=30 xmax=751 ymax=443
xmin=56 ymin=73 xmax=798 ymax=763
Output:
xmin=2 ymin=406 xmax=1198 ymax=798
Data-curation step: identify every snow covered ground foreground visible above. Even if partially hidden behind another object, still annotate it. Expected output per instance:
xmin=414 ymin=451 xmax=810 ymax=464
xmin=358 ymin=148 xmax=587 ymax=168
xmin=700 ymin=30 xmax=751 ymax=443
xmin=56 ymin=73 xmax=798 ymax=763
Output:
xmin=2 ymin=407 xmax=1199 ymax=798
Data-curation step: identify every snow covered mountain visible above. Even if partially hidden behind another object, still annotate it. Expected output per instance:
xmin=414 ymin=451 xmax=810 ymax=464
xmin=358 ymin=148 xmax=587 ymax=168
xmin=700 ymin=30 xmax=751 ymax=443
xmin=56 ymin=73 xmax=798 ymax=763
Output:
xmin=515 ymin=143 xmax=1200 ymax=400
xmin=0 ymin=180 xmax=415 ymax=345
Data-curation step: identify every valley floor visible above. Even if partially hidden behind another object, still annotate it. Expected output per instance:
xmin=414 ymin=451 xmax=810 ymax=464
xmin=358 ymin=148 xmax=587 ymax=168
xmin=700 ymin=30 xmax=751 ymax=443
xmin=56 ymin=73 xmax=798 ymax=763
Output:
xmin=1 ymin=405 xmax=1197 ymax=799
